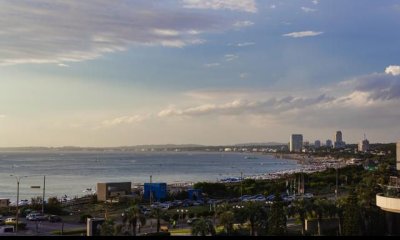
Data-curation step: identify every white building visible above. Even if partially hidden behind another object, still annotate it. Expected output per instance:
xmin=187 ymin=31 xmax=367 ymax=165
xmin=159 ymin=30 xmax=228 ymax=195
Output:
xmin=290 ymin=134 xmax=303 ymax=153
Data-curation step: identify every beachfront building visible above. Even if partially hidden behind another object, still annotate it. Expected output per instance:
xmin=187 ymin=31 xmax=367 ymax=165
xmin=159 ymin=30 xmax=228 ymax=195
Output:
xmin=290 ymin=134 xmax=303 ymax=153
xmin=0 ymin=198 xmax=10 ymax=208
xmin=144 ymin=183 xmax=167 ymax=202
xmin=358 ymin=137 xmax=370 ymax=152
xmin=314 ymin=140 xmax=321 ymax=148
xmin=334 ymin=131 xmax=345 ymax=149
xmin=97 ymin=182 xmax=132 ymax=202
xmin=376 ymin=141 xmax=400 ymax=235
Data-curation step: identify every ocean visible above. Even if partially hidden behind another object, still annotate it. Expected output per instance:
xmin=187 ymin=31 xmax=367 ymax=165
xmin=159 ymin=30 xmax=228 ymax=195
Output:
xmin=0 ymin=151 xmax=300 ymax=202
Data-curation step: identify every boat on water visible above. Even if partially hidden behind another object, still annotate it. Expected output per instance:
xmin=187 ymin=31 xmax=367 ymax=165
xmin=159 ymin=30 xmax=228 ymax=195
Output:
xmin=244 ymin=156 xmax=258 ymax=159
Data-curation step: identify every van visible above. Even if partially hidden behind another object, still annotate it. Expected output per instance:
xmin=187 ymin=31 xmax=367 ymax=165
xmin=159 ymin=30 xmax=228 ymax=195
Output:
xmin=160 ymin=225 xmax=169 ymax=232
xmin=0 ymin=226 xmax=15 ymax=233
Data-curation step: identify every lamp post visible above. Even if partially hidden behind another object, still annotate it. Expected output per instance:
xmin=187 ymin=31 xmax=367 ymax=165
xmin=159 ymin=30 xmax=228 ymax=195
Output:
xmin=30 ymin=175 xmax=46 ymax=215
xmin=10 ymin=174 xmax=29 ymax=233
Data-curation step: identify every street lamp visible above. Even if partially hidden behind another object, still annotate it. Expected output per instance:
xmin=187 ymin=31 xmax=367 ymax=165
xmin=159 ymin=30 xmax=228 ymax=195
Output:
xmin=10 ymin=174 xmax=29 ymax=233
xmin=30 ymin=175 xmax=46 ymax=215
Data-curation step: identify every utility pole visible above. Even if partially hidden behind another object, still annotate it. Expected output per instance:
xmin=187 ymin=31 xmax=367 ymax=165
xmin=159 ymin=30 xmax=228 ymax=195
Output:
xmin=10 ymin=175 xmax=28 ymax=233
xmin=240 ymin=172 xmax=243 ymax=201
xmin=149 ymin=175 xmax=152 ymax=206
xmin=42 ymin=175 xmax=46 ymax=215
xmin=335 ymin=162 xmax=339 ymax=201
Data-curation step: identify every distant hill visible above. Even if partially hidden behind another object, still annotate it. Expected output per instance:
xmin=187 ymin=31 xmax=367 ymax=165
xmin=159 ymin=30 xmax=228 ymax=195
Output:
xmin=234 ymin=142 xmax=286 ymax=146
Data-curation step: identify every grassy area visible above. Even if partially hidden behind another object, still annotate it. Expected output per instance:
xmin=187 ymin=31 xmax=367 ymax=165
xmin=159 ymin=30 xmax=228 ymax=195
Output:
xmin=51 ymin=228 xmax=86 ymax=236
xmin=169 ymin=228 xmax=191 ymax=235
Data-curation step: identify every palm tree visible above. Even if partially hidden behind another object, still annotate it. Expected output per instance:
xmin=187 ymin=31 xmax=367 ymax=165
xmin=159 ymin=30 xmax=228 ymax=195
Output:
xmin=151 ymin=207 xmax=165 ymax=233
xmin=311 ymin=198 xmax=327 ymax=236
xmin=191 ymin=217 xmax=216 ymax=236
xmin=235 ymin=202 xmax=267 ymax=236
xmin=290 ymin=198 xmax=313 ymax=235
xmin=122 ymin=203 xmax=146 ymax=236
xmin=100 ymin=219 xmax=115 ymax=236
xmin=218 ymin=210 xmax=235 ymax=235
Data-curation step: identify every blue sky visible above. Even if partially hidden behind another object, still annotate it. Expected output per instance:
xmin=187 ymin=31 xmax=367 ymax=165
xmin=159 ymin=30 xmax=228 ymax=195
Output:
xmin=0 ymin=0 xmax=400 ymax=147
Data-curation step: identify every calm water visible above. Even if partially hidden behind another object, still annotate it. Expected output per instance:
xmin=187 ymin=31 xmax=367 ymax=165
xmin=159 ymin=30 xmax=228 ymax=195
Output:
xmin=0 ymin=151 xmax=299 ymax=201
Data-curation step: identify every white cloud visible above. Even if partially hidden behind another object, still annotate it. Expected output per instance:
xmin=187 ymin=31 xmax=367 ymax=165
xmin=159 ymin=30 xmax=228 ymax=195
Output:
xmin=236 ymin=42 xmax=255 ymax=47
xmin=0 ymin=1 xmax=227 ymax=66
xmin=240 ymin=73 xmax=249 ymax=79
xmin=301 ymin=7 xmax=317 ymax=12
xmin=204 ymin=62 xmax=221 ymax=67
xmin=312 ymin=0 xmax=319 ymax=5
xmin=385 ymin=65 xmax=400 ymax=76
xmin=233 ymin=20 xmax=255 ymax=28
xmin=0 ymin=115 xmax=5 ymax=119
xmin=225 ymin=54 xmax=239 ymax=61
xmin=101 ymin=115 xmax=150 ymax=127
xmin=182 ymin=0 xmax=257 ymax=13
xmin=57 ymin=63 xmax=69 ymax=67
xmin=270 ymin=5 xmax=276 ymax=9
xmin=283 ymin=31 xmax=323 ymax=38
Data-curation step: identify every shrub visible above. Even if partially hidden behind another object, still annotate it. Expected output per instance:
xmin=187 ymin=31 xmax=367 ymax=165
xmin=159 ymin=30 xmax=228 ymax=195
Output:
xmin=79 ymin=214 xmax=93 ymax=223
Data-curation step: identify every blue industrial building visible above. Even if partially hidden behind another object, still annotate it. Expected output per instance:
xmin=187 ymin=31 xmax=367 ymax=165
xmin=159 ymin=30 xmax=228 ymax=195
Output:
xmin=188 ymin=189 xmax=202 ymax=201
xmin=143 ymin=183 xmax=167 ymax=201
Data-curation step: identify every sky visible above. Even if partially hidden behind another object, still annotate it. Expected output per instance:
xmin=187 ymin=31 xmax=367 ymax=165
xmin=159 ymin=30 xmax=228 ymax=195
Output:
xmin=0 ymin=0 xmax=400 ymax=147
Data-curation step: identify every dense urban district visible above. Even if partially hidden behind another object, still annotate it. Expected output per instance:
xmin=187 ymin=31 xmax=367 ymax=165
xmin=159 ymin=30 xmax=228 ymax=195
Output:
xmin=1 ymin=138 xmax=400 ymax=236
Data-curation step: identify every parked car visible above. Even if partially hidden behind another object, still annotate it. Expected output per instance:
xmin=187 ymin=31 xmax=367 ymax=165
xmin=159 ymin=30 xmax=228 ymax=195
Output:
xmin=5 ymin=218 xmax=17 ymax=225
xmin=48 ymin=215 xmax=62 ymax=223
xmin=27 ymin=213 xmax=47 ymax=221
xmin=187 ymin=218 xmax=200 ymax=225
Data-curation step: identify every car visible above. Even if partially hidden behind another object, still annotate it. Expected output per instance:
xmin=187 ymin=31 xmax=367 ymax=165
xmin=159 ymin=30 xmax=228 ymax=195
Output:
xmin=48 ymin=215 xmax=62 ymax=223
xmin=160 ymin=225 xmax=169 ymax=232
xmin=27 ymin=213 xmax=47 ymax=221
xmin=187 ymin=218 xmax=200 ymax=225
xmin=5 ymin=218 xmax=17 ymax=225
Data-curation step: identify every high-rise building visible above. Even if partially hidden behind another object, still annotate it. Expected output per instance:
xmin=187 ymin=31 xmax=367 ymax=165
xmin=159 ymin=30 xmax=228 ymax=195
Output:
xmin=326 ymin=139 xmax=333 ymax=148
xmin=290 ymin=134 xmax=303 ymax=152
xmin=334 ymin=131 xmax=345 ymax=148
xmin=358 ymin=135 xmax=370 ymax=152
xmin=397 ymin=141 xmax=400 ymax=171
xmin=314 ymin=140 xmax=321 ymax=148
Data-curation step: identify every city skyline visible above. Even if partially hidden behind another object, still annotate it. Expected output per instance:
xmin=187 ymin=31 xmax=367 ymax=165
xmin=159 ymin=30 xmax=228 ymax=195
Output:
xmin=1 ymin=0 xmax=400 ymax=147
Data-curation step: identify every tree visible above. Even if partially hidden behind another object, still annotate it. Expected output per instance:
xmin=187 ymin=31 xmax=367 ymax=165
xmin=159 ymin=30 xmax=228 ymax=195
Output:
xmin=151 ymin=207 xmax=166 ymax=233
xmin=289 ymin=198 xmax=313 ymax=235
xmin=122 ymin=202 xmax=146 ymax=236
xmin=311 ymin=198 xmax=328 ymax=236
xmin=235 ymin=202 xmax=268 ymax=236
xmin=342 ymin=190 xmax=361 ymax=236
xmin=268 ymin=193 xmax=286 ymax=236
xmin=191 ymin=217 xmax=216 ymax=236
xmin=100 ymin=219 xmax=115 ymax=236
xmin=219 ymin=210 xmax=235 ymax=235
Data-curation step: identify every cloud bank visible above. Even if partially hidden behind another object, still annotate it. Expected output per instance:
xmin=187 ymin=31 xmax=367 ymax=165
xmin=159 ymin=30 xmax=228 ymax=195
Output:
xmin=283 ymin=31 xmax=323 ymax=38
xmin=0 ymin=0 xmax=242 ymax=66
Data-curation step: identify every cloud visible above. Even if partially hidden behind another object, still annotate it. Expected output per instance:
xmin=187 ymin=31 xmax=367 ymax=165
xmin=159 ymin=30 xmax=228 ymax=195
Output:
xmin=270 ymin=5 xmax=277 ymax=9
xmin=57 ymin=63 xmax=69 ymax=67
xmin=225 ymin=54 xmax=239 ymax=61
xmin=385 ymin=65 xmax=400 ymax=76
xmin=301 ymin=7 xmax=317 ymax=12
xmin=312 ymin=0 xmax=319 ymax=5
xmin=158 ymin=95 xmax=333 ymax=118
xmin=204 ymin=62 xmax=221 ymax=67
xmin=0 ymin=115 xmax=5 ymax=119
xmin=233 ymin=20 xmax=255 ymax=28
xmin=240 ymin=73 xmax=249 ymax=79
xmin=182 ymin=0 xmax=257 ymax=13
xmin=0 ymin=0 xmax=231 ymax=66
xmin=101 ymin=114 xmax=150 ymax=127
xmin=236 ymin=42 xmax=255 ymax=47
xmin=283 ymin=31 xmax=323 ymax=38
